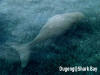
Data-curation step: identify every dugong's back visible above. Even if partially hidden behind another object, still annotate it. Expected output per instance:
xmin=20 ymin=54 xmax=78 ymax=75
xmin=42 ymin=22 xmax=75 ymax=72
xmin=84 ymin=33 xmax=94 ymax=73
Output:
xmin=33 ymin=12 xmax=85 ymax=43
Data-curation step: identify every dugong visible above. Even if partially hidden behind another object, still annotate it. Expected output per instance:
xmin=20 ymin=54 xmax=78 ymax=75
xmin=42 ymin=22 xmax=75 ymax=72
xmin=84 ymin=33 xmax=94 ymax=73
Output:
xmin=12 ymin=12 xmax=85 ymax=68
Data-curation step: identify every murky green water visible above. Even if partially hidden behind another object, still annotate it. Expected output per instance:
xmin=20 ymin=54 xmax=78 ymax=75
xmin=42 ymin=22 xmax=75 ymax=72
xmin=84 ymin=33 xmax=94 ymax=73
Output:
xmin=0 ymin=0 xmax=100 ymax=75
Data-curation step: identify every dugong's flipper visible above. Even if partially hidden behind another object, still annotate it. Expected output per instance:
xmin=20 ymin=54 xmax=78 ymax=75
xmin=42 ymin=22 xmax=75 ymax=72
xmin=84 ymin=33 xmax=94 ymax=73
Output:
xmin=11 ymin=43 xmax=30 ymax=68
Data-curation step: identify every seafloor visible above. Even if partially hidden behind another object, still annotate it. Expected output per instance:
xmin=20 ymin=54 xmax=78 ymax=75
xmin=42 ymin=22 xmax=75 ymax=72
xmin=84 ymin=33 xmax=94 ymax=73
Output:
xmin=0 ymin=0 xmax=100 ymax=75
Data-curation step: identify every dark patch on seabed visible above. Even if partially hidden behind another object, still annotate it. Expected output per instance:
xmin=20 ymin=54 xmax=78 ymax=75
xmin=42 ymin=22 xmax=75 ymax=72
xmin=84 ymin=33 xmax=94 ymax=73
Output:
xmin=0 ymin=0 xmax=100 ymax=75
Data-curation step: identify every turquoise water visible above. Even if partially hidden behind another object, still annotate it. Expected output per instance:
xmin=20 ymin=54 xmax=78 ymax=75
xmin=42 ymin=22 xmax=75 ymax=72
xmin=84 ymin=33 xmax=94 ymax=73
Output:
xmin=0 ymin=0 xmax=100 ymax=75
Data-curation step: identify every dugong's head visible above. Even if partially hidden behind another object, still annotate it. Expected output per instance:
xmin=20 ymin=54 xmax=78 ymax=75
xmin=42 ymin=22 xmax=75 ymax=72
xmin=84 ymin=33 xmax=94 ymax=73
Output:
xmin=63 ymin=12 xmax=85 ymax=22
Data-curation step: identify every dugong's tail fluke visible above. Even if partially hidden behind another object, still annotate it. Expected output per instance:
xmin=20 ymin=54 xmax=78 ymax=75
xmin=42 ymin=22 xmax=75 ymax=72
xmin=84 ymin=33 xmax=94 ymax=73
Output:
xmin=11 ymin=43 xmax=30 ymax=68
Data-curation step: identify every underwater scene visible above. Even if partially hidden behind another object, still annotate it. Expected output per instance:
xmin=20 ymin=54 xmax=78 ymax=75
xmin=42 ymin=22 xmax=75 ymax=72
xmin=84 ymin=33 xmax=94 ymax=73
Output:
xmin=0 ymin=0 xmax=100 ymax=75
